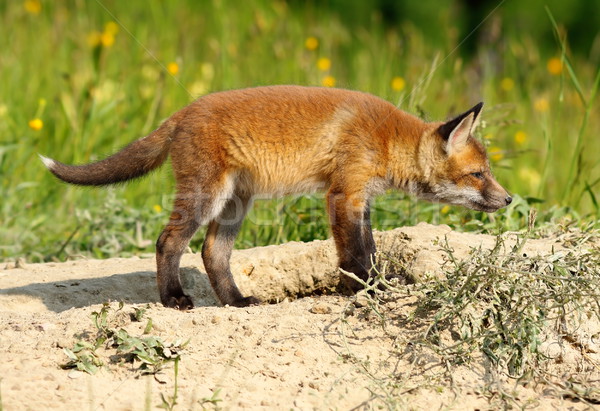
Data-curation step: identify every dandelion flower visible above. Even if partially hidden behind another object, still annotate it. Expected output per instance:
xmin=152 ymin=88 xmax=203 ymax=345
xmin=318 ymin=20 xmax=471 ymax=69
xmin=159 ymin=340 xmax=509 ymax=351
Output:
xmin=322 ymin=75 xmax=336 ymax=87
xmin=305 ymin=37 xmax=318 ymax=51
xmin=500 ymin=77 xmax=514 ymax=91
xmin=87 ymin=31 xmax=102 ymax=48
xmin=24 ymin=0 xmax=41 ymax=14
xmin=488 ymin=146 xmax=503 ymax=162
xmin=167 ymin=62 xmax=179 ymax=76
xmin=514 ymin=130 xmax=527 ymax=145
xmin=391 ymin=76 xmax=405 ymax=92
xmin=547 ymin=57 xmax=563 ymax=76
xmin=153 ymin=204 xmax=163 ymax=213
xmin=104 ymin=21 xmax=119 ymax=36
xmin=29 ymin=118 xmax=43 ymax=131
xmin=100 ymin=32 xmax=115 ymax=47
xmin=317 ymin=57 xmax=331 ymax=71
xmin=534 ymin=97 xmax=549 ymax=112
xmin=440 ymin=205 xmax=450 ymax=215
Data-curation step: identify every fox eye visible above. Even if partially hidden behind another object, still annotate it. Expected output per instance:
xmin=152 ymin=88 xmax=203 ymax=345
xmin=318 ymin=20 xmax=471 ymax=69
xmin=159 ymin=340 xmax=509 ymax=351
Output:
xmin=470 ymin=172 xmax=484 ymax=180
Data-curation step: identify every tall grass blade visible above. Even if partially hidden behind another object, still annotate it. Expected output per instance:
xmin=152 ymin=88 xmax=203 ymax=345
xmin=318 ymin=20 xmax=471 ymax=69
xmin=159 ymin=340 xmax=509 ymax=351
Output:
xmin=547 ymin=7 xmax=600 ymax=204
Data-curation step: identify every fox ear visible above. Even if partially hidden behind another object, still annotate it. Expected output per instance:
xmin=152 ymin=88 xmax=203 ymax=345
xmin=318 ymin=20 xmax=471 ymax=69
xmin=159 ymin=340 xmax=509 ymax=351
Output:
xmin=438 ymin=102 xmax=484 ymax=155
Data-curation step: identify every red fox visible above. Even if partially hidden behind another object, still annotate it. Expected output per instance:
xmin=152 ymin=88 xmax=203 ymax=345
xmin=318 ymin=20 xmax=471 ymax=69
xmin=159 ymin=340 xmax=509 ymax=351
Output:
xmin=41 ymin=86 xmax=511 ymax=309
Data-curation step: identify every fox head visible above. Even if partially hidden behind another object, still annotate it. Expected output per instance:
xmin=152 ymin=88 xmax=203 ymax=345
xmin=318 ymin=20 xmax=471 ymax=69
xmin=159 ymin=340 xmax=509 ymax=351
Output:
xmin=416 ymin=102 xmax=512 ymax=212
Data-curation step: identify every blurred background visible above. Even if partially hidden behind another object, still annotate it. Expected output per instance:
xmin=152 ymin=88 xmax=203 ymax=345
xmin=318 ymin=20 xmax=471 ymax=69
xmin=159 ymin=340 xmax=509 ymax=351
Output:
xmin=0 ymin=0 xmax=598 ymax=262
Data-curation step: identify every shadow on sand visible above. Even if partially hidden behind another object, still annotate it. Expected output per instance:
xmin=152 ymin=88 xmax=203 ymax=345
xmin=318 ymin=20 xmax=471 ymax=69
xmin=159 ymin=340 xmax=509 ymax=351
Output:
xmin=0 ymin=267 xmax=219 ymax=312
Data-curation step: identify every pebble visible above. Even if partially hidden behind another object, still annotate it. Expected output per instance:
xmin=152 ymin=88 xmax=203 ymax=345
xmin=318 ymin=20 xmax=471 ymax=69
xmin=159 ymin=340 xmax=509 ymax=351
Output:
xmin=44 ymin=373 xmax=56 ymax=381
xmin=353 ymin=290 xmax=370 ymax=308
xmin=309 ymin=303 xmax=331 ymax=314
xmin=68 ymin=370 xmax=84 ymax=379
xmin=36 ymin=322 xmax=55 ymax=332
xmin=344 ymin=305 xmax=356 ymax=316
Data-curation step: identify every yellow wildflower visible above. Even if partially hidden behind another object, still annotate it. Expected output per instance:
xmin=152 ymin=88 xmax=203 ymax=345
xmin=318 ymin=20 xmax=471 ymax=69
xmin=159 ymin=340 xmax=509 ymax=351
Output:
xmin=317 ymin=57 xmax=331 ymax=71
xmin=87 ymin=31 xmax=102 ymax=48
xmin=153 ymin=204 xmax=163 ymax=213
xmin=488 ymin=146 xmax=503 ymax=162
xmin=440 ymin=205 xmax=450 ymax=215
xmin=514 ymin=130 xmax=527 ymax=145
xmin=305 ymin=37 xmax=318 ymax=51
xmin=500 ymin=77 xmax=514 ymax=91
xmin=391 ymin=76 xmax=406 ymax=92
xmin=100 ymin=32 xmax=115 ymax=47
xmin=104 ymin=21 xmax=119 ymax=36
xmin=322 ymin=75 xmax=336 ymax=87
xmin=29 ymin=118 xmax=43 ymax=131
xmin=547 ymin=57 xmax=563 ymax=76
xmin=534 ymin=97 xmax=549 ymax=112
xmin=24 ymin=0 xmax=41 ymax=14
xmin=167 ymin=62 xmax=179 ymax=75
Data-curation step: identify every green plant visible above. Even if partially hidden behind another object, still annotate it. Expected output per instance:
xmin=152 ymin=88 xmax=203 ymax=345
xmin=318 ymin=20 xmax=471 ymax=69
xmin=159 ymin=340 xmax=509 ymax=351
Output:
xmin=61 ymin=340 xmax=104 ymax=374
xmin=62 ymin=302 xmax=188 ymax=375
xmin=158 ymin=357 xmax=179 ymax=411
xmin=338 ymin=213 xmax=600 ymax=407
xmin=198 ymin=388 xmax=223 ymax=410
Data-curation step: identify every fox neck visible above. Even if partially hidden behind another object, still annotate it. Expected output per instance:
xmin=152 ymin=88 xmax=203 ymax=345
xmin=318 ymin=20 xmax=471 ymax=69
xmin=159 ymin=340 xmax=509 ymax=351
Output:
xmin=384 ymin=114 xmax=437 ymax=197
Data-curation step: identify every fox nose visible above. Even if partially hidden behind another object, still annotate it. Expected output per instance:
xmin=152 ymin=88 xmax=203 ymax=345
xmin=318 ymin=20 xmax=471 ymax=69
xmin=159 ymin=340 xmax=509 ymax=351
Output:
xmin=505 ymin=196 xmax=512 ymax=205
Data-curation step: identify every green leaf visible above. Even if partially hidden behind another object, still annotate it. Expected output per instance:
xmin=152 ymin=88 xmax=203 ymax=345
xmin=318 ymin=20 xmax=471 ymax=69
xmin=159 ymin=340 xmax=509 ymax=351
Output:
xmin=143 ymin=318 xmax=153 ymax=334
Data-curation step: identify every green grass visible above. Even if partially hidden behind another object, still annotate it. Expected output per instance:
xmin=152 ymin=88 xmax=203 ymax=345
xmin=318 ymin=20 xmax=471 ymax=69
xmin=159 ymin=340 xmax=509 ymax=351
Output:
xmin=0 ymin=1 xmax=598 ymax=262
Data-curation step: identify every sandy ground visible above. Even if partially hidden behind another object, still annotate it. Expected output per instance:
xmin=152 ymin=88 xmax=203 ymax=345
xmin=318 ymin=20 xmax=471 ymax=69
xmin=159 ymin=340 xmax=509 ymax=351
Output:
xmin=1 ymin=223 xmax=598 ymax=410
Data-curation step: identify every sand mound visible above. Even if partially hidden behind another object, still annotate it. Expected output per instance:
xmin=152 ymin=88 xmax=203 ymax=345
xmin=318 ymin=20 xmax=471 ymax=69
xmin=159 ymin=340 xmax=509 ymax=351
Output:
xmin=1 ymin=223 xmax=597 ymax=409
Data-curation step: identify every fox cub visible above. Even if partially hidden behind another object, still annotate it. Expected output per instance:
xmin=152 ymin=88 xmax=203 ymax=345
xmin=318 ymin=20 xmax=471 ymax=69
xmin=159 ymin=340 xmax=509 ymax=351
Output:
xmin=41 ymin=86 xmax=511 ymax=309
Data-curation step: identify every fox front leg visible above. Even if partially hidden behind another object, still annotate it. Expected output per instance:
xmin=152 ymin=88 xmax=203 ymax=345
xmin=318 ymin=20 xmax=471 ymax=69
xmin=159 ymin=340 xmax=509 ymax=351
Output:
xmin=327 ymin=189 xmax=376 ymax=292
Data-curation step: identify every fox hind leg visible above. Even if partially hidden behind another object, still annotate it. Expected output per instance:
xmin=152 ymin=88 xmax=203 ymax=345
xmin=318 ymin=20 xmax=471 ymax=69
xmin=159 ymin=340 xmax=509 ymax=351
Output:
xmin=156 ymin=198 xmax=200 ymax=310
xmin=156 ymin=177 xmax=235 ymax=310
xmin=201 ymin=195 xmax=259 ymax=307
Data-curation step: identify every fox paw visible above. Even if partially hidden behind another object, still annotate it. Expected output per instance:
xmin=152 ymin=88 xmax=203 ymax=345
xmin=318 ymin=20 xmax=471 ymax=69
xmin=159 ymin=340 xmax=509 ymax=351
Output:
xmin=163 ymin=294 xmax=194 ymax=310
xmin=230 ymin=295 xmax=262 ymax=307
xmin=341 ymin=276 xmax=368 ymax=294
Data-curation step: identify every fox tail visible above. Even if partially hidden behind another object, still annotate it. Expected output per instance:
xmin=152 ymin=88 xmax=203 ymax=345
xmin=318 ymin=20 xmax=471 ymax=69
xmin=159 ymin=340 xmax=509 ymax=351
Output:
xmin=40 ymin=120 xmax=175 ymax=186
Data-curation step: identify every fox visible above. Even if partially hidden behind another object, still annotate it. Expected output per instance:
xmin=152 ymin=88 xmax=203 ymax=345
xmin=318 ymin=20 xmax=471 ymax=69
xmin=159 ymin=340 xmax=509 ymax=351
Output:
xmin=40 ymin=85 xmax=511 ymax=310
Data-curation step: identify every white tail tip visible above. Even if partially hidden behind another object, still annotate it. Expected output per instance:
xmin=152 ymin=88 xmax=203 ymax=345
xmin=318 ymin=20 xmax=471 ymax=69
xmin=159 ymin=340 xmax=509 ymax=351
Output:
xmin=38 ymin=154 xmax=56 ymax=169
